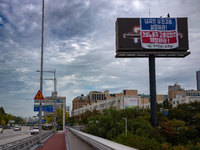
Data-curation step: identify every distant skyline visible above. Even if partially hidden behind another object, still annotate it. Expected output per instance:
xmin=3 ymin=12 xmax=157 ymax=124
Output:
xmin=0 ymin=0 xmax=200 ymax=117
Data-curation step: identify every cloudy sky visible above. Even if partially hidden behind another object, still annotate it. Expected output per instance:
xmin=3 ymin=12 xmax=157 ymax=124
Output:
xmin=0 ymin=0 xmax=199 ymax=117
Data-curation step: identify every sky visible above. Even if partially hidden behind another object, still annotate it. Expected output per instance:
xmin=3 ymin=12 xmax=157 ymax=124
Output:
xmin=0 ymin=0 xmax=200 ymax=118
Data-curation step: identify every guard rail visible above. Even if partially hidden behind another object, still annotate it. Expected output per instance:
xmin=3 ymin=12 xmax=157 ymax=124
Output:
xmin=0 ymin=130 xmax=54 ymax=150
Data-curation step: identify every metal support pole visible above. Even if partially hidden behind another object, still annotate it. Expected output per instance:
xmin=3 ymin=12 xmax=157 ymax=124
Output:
xmin=54 ymin=101 xmax=56 ymax=133
xmin=54 ymin=70 xmax=56 ymax=92
xmin=39 ymin=0 xmax=44 ymax=144
xmin=63 ymin=100 xmax=65 ymax=133
xmin=149 ymin=54 xmax=157 ymax=127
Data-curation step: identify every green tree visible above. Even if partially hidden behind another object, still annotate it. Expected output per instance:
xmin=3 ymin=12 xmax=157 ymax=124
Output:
xmin=113 ymin=132 xmax=162 ymax=150
xmin=56 ymin=108 xmax=70 ymax=126
xmin=0 ymin=107 xmax=6 ymax=115
xmin=1 ymin=119 xmax=5 ymax=125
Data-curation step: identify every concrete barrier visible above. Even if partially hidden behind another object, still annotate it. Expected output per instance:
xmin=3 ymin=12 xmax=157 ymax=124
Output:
xmin=66 ymin=127 xmax=137 ymax=150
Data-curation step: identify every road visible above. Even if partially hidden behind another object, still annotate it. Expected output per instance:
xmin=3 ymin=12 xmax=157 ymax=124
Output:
xmin=0 ymin=126 xmax=32 ymax=146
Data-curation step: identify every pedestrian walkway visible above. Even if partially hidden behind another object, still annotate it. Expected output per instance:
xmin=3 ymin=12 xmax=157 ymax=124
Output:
xmin=38 ymin=132 xmax=66 ymax=150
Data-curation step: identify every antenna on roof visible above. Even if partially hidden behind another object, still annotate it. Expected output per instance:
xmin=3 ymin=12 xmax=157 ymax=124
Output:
xmin=149 ymin=8 xmax=150 ymax=18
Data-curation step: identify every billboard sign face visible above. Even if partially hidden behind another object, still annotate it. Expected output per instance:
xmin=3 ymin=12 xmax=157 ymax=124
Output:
xmin=140 ymin=18 xmax=178 ymax=49
xmin=124 ymin=97 xmax=139 ymax=109
xmin=116 ymin=18 xmax=189 ymax=52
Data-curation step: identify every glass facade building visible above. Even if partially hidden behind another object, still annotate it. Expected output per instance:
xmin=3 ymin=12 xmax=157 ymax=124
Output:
xmin=197 ymin=71 xmax=200 ymax=91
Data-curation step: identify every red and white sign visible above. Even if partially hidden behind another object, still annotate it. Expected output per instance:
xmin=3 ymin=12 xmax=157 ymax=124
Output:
xmin=140 ymin=18 xmax=179 ymax=49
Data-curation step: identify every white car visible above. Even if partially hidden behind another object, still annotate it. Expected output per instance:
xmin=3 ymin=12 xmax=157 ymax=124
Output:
xmin=13 ymin=126 xmax=21 ymax=131
xmin=0 ymin=126 xmax=3 ymax=133
xmin=31 ymin=127 xmax=39 ymax=135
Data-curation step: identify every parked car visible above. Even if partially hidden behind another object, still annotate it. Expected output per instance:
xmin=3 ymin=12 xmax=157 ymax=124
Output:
xmin=31 ymin=127 xmax=39 ymax=135
xmin=0 ymin=126 xmax=3 ymax=133
xmin=13 ymin=126 xmax=21 ymax=131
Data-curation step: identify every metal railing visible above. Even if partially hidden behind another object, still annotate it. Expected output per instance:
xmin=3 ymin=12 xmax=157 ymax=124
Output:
xmin=0 ymin=130 xmax=54 ymax=150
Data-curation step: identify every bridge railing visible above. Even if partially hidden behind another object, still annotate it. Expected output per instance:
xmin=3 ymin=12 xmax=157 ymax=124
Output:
xmin=66 ymin=127 xmax=137 ymax=150
xmin=0 ymin=130 xmax=54 ymax=150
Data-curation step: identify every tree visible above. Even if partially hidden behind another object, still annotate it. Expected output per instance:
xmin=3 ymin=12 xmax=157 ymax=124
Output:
xmin=113 ymin=132 xmax=162 ymax=150
xmin=0 ymin=107 xmax=5 ymax=115
xmin=1 ymin=120 xmax=5 ymax=125
xmin=56 ymin=108 xmax=70 ymax=126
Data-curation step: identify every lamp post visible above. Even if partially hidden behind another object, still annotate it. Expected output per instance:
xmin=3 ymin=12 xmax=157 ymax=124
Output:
xmin=38 ymin=0 xmax=44 ymax=145
xmin=122 ymin=118 xmax=127 ymax=136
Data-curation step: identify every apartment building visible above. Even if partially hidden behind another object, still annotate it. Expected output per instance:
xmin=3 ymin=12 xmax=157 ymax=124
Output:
xmin=168 ymin=84 xmax=185 ymax=102
xmin=73 ymin=95 xmax=141 ymax=116
xmin=172 ymin=95 xmax=200 ymax=108
xmin=87 ymin=91 xmax=108 ymax=102
xmin=72 ymin=94 xmax=89 ymax=111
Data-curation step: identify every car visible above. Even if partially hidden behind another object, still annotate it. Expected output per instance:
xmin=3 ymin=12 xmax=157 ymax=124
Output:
xmin=0 ymin=126 xmax=3 ymax=133
xmin=31 ymin=127 xmax=39 ymax=135
xmin=13 ymin=126 xmax=21 ymax=131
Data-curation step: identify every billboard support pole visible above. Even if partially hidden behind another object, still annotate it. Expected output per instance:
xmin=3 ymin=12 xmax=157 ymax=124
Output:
xmin=149 ymin=54 xmax=157 ymax=127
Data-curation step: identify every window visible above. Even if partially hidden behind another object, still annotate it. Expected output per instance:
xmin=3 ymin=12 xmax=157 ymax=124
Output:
xmin=173 ymin=101 xmax=175 ymax=104
xmin=177 ymin=101 xmax=179 ymax=104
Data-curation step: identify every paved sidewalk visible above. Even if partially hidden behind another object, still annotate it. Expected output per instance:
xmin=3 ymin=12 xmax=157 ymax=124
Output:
xmin=38 ymin=132 xmax=66 ymax=150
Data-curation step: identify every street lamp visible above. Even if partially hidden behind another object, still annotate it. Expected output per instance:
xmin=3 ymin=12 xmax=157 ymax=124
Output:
xmin=122 ymin=118 xmax=127 ymax=136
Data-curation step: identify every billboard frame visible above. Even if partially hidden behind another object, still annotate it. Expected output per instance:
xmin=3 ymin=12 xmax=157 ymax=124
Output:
xmin=115 ymin=17 xmax=190 ymax=58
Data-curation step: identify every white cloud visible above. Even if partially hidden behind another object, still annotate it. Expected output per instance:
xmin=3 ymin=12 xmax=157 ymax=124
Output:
xmin=0 ymin=0 xmax=200 ymax=117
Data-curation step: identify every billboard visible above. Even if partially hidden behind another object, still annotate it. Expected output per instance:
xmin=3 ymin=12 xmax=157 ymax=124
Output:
xmin=116 ymin=18 xmax=189 ymax=52
xmin=124 ymin=97 xmax=139 ymax=109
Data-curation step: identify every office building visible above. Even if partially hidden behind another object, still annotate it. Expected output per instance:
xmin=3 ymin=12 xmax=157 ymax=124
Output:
xmin=197 ymin=70 xmax=200 ymax=91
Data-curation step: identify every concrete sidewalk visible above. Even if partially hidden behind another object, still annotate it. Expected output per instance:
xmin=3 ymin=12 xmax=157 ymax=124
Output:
xmin=38 ymin=132 xmax=66 ymax=150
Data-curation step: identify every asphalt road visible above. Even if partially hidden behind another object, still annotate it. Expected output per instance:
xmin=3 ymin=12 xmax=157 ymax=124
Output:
xmin=0 ymin=126 xmax=32 ymax=146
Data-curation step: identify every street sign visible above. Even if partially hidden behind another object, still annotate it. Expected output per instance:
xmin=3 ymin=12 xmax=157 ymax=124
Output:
xmin=34 ymin=90 xmax=44 ymax=100
xmin=163 ymin=109 xmax=168 ymax=115
xmin=42 ymin=119 xmax=46 ymax=123
xmin=55 ymin=100 xmax=61 ymax=103
xmin=34 ymin=105 xmax=53 ymax=112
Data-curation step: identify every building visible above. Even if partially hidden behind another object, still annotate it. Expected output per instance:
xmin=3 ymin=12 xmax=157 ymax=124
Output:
xmin=43 ymin=92 xmax=66 ymax=118
xmin=139 ymin=94 xmax=166 ymax=109
xmin=72 ymin=94 xmax=90 ymax=111
xmin=73 ymin=95 xmax=141 ymax=116
xmin=87 ymin=91 xmax=108 ymax=103
xmin=72 ymin=89 xmax=166 ymax=116
xmin=196 ymin=70 xmax=200 ymax=91
xmin=172 ymin=95 xmax=200 ymax=108
xmin=168 ymin=84 xmax=185 ymax=103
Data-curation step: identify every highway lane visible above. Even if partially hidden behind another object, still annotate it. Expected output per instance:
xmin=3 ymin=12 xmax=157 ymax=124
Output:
xmin=0 ymin=126 xmax=32 ymax=146
xmin=0 ymin=126 xmax=50 ymax=146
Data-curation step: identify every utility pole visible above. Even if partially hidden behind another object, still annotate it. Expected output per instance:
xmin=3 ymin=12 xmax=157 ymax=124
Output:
xmin=63 ymin=100 xmax=65 ymax=133
xmin=39 ymin=0 xmax=44 ymax=145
